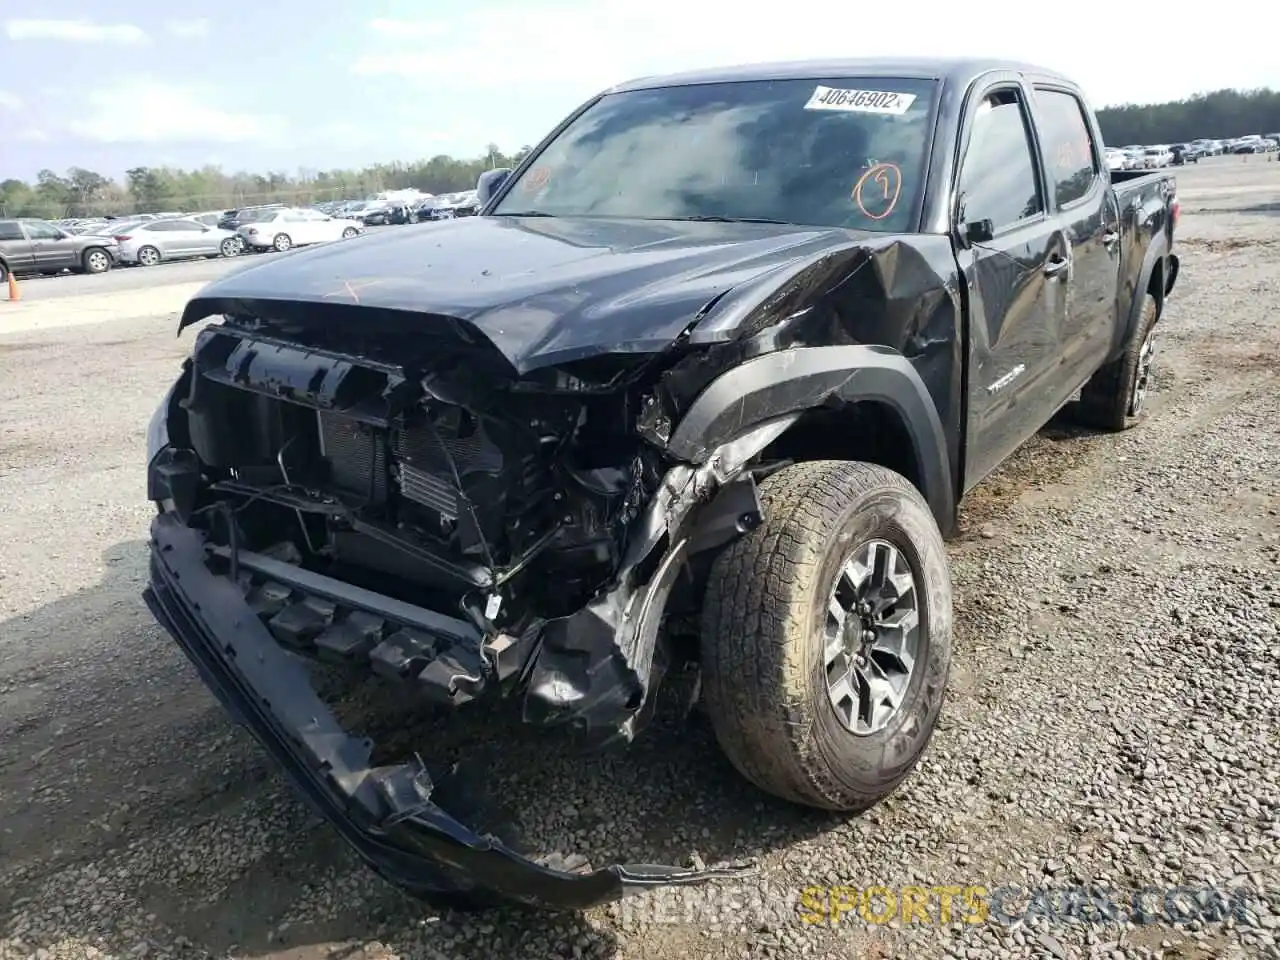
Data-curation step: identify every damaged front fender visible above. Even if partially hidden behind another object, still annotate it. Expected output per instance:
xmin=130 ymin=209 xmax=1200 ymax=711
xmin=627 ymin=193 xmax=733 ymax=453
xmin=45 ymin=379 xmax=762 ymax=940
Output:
xmin=522 ymin=416 xmax=798 ymax=741
xmin=144 ymin=512 xmax=752 ymax=909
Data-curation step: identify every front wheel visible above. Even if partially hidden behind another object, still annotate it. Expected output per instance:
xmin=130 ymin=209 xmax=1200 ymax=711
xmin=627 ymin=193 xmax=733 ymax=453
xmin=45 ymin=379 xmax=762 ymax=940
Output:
xmin=219 ymin=238 xmax=240 ymax=258
xmin=341 ymin=227 xmax=358 ymax=239
xmin=272 ymin=233 xmax=292 ymax=252
xmin=82 ymin=247 xmax=112 ymax=274
xmin=699 ymin=459 xmax=953 ymax=812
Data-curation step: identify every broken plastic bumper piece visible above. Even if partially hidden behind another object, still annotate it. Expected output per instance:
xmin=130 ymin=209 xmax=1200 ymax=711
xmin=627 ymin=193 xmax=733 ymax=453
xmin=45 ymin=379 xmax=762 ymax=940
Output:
xmin=142 ymin=512 xmax=744 ymax=909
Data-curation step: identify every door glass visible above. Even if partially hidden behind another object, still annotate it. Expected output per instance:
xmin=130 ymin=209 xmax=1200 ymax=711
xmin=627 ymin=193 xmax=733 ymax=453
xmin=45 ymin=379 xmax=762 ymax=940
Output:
xmin=25 ymin=221 xmax=64 ymax=240
xmin=0 ymin=221 xmax=24 ymax=241
xmin=1036 ymin=89 xmax=1098 ymax=207
xmin=958 ymin=90 xmax=1043 ymax=233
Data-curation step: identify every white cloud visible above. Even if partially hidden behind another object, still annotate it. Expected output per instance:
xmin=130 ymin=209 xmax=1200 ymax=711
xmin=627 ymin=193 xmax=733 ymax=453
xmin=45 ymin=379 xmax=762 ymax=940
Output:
xmin=67 ymin=81 xmax=280 ymax=144
xmin=355 ymin=2 xmax=1280 ymax=110
xmin=16 ymin=128 xmax=49 ymax=142
xmin=367 ymin=18 xmax=446 ymax=40
xmin=5 ymin=19 xmax=147 ymax=44
xmin=0 ymin=90 xmax=22 ymax=109
xmin=165 ymin=19 xmax=210 ymax=39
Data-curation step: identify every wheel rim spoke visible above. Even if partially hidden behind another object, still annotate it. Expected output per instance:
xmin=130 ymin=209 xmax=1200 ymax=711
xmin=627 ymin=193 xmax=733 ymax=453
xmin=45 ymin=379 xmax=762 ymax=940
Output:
xmin=822 ymin=537 xmax=922 ymax=736
xmin=855 ymin=657 xmax=902 ymax=730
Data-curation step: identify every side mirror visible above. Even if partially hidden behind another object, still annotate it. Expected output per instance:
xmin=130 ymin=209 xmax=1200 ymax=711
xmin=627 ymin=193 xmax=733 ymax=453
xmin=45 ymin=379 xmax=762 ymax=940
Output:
xmin=476 ymin=167 xmax=512 ymax=206
xmin=963 ymin=219 xmax=995 ymax=245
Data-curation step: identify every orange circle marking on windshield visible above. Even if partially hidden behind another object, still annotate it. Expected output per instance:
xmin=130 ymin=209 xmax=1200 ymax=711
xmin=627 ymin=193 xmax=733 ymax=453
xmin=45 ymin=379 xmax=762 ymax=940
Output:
xmin=853 ymin=163 xmax=902 ymax=221
xmin=524 ymin=167 xmax=552 ymax=191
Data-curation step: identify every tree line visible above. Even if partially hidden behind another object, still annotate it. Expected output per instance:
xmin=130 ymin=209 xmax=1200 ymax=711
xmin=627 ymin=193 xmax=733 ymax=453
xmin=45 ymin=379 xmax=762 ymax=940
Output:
xmin=1097 ymin=88 xmax=1280 ymax=146
xmin=4 ymin=87 xmax=1280 ymax=219
xmin=0 ymin=143 xmax=532 ymax=219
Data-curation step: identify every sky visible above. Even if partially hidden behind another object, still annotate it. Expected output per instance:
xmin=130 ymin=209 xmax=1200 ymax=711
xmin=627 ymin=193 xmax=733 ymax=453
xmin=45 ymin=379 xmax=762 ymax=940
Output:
xmin=1 ymin=1 xmax=1275 ymax=182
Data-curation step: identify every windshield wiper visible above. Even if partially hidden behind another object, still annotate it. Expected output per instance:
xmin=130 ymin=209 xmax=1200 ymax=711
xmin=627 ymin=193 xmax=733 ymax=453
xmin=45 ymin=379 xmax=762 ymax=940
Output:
xmin=498 ymin=210 xmax=557 ymax=218
xmin=651 ymin=215 xmax=793 ymax=225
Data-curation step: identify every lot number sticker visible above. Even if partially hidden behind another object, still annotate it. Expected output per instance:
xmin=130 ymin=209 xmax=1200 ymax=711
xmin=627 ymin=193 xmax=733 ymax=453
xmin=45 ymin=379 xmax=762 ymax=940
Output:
xmin=804 ymin=86 xmax=916 ymax=115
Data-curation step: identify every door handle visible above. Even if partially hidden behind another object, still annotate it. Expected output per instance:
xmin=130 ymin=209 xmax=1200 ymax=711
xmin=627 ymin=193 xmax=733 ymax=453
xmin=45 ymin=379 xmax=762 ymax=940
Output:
xmin=1044 ymin=255 xmax=1070 ymax=279
xmin=1102 ymin=230 xmax=1120 ymax=247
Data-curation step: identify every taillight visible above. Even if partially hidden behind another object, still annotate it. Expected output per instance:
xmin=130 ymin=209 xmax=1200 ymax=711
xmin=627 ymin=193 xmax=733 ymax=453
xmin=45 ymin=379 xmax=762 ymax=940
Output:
xmin=1171 ymin=199 xmax=1180 ymax=229
xmin=113 ymin=235 xmax=131 ymax=241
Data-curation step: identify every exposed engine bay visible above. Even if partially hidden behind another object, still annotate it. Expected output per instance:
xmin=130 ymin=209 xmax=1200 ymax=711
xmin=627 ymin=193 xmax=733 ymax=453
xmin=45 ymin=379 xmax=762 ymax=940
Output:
xmin=156 ymin=314 xmax=781 ymax=743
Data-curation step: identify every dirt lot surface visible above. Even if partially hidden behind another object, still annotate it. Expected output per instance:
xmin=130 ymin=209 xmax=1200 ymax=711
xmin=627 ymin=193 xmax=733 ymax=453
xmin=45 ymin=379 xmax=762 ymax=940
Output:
xmin=1 ymin=156 xmax=1277 ymax=960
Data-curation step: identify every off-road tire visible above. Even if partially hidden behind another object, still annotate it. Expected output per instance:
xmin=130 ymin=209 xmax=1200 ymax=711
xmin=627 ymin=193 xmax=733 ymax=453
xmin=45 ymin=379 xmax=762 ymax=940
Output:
xmin=1077 ymin=293 xmax=1158 ymax=431
xmin=699 ymin=459 xmax=953 ymax=812
xmin=137 ymin=245 xmax=161 ymax=267
xmin=272 ymin=233 xmax=292 ymax=252
xmin=81 ymin=247 xmax=111 ymax=274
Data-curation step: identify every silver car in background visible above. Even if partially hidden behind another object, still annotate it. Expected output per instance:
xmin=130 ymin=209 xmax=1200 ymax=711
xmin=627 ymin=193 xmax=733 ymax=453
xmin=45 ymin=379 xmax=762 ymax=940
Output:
xmin=114 ymin=217 xmax=242 ymax=266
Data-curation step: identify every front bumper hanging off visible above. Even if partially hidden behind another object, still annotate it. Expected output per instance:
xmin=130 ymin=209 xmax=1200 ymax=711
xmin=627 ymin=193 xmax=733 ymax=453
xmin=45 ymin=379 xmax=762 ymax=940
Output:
xmin=143 ymin=512 xmax=745 ymax=909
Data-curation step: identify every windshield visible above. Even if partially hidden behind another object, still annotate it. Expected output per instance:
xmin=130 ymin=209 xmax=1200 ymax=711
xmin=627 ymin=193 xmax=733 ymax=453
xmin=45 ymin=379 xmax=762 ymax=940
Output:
xmin=491 ymin=76 xmax=936 ymax=231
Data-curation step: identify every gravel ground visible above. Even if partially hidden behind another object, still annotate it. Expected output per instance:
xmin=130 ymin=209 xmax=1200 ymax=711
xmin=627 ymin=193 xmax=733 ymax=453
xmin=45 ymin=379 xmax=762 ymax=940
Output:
xmin=1 ymin=156 xmax=1277 ymax=960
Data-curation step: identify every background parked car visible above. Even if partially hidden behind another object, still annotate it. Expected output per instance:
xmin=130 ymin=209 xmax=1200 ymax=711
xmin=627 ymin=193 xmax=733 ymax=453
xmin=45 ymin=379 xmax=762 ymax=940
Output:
xmin=358 ymin=201 xmax=399 ymax=225
xmin=217 ymin=203 xmax=286 ymax=231
xmin=236 ymin=207 xmax=363 ymax=252
xmin=0 ymin=217 xmax=118 ymax=280
xmin=1143 ymin=145 xmax=1174 ymax=167
xmin=1104 ymin=148 xmax=1131 ymax=171
xmin=114 ymin=218 xmax=242 ymax=266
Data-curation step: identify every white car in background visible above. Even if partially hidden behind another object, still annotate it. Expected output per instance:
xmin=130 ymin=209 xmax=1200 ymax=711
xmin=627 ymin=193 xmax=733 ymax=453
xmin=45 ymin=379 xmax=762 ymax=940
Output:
xmin=1104 ymin=149 xmax=1129 ymax=171
xmin=237 ymin=207 xmax=363 ymax=252
xmin=115 ymin=217 xmax=243 ymax=266
xmin=1142 ymin=145 xmax=1174 ymax=168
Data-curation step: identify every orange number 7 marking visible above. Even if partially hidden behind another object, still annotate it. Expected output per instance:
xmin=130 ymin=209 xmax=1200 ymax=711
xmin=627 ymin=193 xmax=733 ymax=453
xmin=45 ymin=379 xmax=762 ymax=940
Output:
xmin=853 ymin=163 xmax=903 ymax=221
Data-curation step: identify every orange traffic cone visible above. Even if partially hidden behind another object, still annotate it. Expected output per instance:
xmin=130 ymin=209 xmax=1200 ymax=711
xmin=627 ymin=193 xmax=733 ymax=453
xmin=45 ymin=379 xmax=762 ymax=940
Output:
xmin=5 ymin=272 xmax=18 ymax=302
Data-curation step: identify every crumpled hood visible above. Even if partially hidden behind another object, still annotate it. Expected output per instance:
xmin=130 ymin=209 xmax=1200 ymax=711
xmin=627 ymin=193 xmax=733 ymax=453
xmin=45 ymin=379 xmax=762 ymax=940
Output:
xmin=179 ymin=214 xmax=882 ymax=373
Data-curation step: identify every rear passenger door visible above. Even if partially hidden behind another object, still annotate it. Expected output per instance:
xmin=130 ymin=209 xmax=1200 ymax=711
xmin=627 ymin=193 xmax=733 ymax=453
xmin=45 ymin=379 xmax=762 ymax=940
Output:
xmin=138 ymin=221 xmax=179 ymax=257
xmin=953 ymin=81 xmax=1069 ymax=490
xmin=1029 ymin=84 xmax=1121 ymax=394
xmin=0 ymin=220 xmax=36 ymax=274
xmin=281 ymin=210 xmax=314 ymax=244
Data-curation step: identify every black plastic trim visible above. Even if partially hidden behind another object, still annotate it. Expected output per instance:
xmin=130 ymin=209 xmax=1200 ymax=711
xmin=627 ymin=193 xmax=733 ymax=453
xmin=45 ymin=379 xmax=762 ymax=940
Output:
xmin=666 ymin=345 xmax=955 ymax=533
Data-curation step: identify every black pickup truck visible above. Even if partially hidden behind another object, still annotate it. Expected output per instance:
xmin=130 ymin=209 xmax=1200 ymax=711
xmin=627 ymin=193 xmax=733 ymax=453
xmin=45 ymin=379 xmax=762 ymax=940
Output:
xmin=143 ymin=57 xmax=1179 ymax=910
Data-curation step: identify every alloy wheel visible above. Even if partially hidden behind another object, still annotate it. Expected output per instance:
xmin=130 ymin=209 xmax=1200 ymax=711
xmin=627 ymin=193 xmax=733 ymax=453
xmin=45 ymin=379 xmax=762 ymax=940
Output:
xmin=823 ymin=538 xmax=921 ymax=736
xmin=1129 ymin=327 xmax=1156 ymax=417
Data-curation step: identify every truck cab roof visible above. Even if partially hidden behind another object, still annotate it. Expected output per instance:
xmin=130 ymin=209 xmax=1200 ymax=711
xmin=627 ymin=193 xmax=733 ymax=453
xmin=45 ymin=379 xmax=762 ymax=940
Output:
xmin=610 ymin=57 xmax=1077 ymax=94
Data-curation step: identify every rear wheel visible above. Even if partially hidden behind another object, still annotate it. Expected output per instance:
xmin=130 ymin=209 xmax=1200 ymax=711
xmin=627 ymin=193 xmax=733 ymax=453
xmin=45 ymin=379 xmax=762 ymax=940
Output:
xmin=1077 ymin=293 xmax=1158 ymax=431
xmin=272 ymin=233 xmax=292 ymax=252
xmin=219 ymin=238 xmax=240 ymax=258
xmin=137 ymin=245 xmax=161 ymax=267
xmin=82 ymin=247 xmax=111 ymax=274
xmin=0 ymin=261 xmax=8 ymax=283
xmin=699 ymin=460 xmax=952 ymax=812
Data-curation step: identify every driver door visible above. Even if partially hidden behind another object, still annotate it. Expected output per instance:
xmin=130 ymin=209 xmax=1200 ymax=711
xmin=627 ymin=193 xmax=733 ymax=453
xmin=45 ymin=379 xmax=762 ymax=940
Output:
xmin=24 ymin=220 xmax=79 ymax=271
xmin=953 ymin=81 xmax=1070 ymax=491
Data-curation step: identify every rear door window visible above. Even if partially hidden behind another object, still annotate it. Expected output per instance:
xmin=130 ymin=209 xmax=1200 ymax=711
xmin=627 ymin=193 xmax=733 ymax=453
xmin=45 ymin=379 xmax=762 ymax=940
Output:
xmin=1034 ymin=88 xmax=1099 ymax=208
